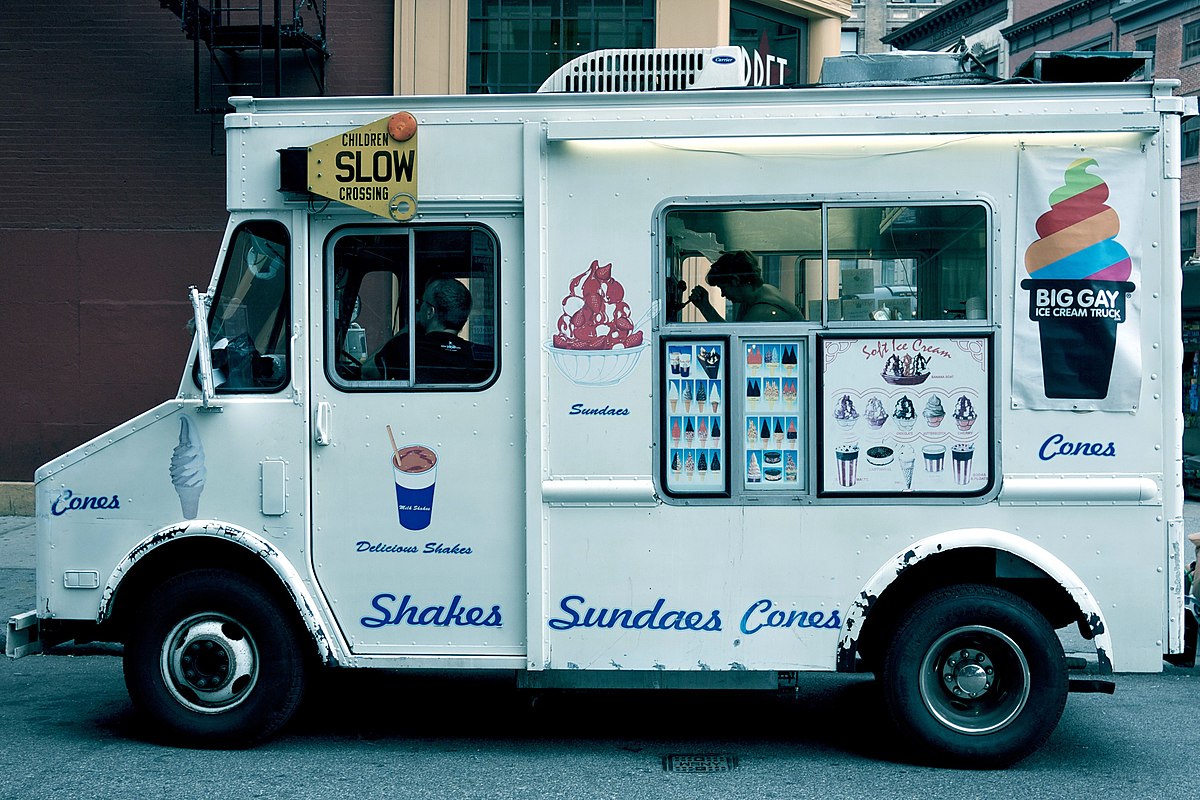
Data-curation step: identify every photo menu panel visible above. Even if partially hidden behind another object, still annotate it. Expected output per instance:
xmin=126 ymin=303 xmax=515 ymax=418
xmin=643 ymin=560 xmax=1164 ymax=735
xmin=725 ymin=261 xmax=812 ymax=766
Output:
xmin=742 ymin=340 xmax=804 ymax=490
xmin=664 ymin=339 xmax=727 ymax=495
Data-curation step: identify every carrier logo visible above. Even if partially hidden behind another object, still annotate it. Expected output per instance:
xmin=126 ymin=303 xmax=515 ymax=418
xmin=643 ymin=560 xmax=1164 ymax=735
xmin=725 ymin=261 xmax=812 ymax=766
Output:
xmin=1038 ymin=433 xmax=1117 ymax=461
xmin=51 ymin=489 xmax=121 ymax=516
xmin=712 ymin=55 xmax=735 ymax=64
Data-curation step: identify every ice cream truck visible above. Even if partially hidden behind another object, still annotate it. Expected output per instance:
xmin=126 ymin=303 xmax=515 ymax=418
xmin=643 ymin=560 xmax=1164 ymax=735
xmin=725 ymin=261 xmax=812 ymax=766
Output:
xmin=7 ymin=49 xmax=1196 ymax=766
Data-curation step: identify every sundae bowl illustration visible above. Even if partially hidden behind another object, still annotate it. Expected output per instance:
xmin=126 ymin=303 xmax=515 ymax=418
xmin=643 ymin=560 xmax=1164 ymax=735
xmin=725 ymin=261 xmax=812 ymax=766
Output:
xmin=953 ymin=395 xmax=977 ymax=431
xmin=1021 ymin=157 xmax=1136 ymax=399
xmin=882 ymin=353 xmax=930 ymax=386
xmin=833 ymin=394 xmax=859 ymax=430
xmin=169 ymin=416 xmax=206 ymax=519
xmin=545 ymin=260 xmax=649 ymax=387
xmin=893 ymin=395 xmax=917 ymax=432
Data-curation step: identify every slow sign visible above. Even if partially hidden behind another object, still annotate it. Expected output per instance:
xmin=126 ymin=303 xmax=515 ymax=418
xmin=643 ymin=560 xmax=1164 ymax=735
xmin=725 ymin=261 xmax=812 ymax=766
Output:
xmin=307 ymin=112 xmax=418 ymax=220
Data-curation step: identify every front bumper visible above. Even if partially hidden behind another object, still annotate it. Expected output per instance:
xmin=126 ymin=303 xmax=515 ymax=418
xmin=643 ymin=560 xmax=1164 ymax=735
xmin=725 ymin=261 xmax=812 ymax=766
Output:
xmin=5 ymin=610 xmax=40 ymax=658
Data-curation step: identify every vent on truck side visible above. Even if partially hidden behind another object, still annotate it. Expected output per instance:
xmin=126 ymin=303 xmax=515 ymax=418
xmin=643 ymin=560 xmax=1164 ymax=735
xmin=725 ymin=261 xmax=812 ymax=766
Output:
xmin=537 ymin=47 xmax=746 ymax=93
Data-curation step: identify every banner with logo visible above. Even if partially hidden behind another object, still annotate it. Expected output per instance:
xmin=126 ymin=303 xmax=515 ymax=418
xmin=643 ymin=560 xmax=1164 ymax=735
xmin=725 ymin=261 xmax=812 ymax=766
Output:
xmin=1012 ymin=146 xmax=1145 ymax=411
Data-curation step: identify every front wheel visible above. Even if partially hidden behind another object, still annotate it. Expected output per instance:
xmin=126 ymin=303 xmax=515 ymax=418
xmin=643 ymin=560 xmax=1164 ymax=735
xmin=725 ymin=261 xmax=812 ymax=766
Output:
xmin=123 ymin=569 xmax=308 ymax=747
xmin=881 ymin=584 xmax=1068 ymax=768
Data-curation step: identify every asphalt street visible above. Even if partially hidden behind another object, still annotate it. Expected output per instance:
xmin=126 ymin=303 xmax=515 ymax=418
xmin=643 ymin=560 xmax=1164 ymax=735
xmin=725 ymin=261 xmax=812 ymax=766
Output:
xmin=1 ymin=510 xmax=1197 ymax=800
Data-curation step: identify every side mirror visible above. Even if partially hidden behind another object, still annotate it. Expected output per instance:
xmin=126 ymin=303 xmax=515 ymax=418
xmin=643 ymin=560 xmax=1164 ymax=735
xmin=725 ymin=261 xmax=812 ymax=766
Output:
xmin=189 ymin=286 xmax=220 ymax=410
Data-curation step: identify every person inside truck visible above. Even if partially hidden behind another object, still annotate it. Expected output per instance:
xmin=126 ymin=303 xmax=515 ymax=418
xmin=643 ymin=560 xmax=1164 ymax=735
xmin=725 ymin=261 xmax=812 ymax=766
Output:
xmin=687 ymin=250 xmax=804 ymax=322
xmin=370 ymin=277 xmax=480 ymax=382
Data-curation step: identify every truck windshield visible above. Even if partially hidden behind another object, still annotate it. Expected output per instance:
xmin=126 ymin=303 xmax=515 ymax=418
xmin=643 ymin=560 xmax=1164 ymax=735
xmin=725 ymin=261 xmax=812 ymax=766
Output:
xmin=203 ymin=220 xmax=291 ymax=393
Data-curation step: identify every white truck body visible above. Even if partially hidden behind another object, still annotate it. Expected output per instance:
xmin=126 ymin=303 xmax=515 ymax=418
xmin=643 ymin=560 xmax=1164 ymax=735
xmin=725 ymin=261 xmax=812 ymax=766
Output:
xmin=9 ymin=53 xmax=1195 ymax=763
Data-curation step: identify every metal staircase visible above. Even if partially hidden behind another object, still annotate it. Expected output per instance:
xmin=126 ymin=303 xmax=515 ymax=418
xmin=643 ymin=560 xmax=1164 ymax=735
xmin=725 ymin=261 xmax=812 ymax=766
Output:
xmin=161 ymin=1 xmax=329 ymax=153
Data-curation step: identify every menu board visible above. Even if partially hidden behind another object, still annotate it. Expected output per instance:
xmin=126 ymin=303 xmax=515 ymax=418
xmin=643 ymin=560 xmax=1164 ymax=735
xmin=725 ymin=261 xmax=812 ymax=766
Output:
xmin=665 ymin=340 xmax=727 ymax=494
xmin=742 ymin=340 xmax=804 ymax=489
xmin=820 ymin=335 xmax=990 ymax=495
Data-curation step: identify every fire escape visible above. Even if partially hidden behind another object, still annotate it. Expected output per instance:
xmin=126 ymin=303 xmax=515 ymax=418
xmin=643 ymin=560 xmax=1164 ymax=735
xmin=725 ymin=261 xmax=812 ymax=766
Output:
xmin=162 ymin=1 xmax=330 ymax=153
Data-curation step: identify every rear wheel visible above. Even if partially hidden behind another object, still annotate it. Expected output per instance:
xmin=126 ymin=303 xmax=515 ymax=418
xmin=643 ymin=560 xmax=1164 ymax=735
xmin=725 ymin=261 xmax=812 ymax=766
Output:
xmin=881 ymin=583 xmax=1067 ymax=768
xmin=123 ymin=568 xmax=307 ymax=747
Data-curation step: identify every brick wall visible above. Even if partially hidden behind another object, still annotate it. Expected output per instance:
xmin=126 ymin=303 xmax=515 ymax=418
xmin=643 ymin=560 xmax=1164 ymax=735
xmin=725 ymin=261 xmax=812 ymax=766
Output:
xmin=0 ymin=2 xmax=394 ymax=482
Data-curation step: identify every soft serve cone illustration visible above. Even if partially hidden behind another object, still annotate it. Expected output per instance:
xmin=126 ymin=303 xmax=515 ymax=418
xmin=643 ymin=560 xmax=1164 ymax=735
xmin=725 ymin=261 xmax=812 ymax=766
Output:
xmin=1020 ymin=157 xmax=1136 ymax=399
xmin=169 ymin=416 xmax=207 ymax=519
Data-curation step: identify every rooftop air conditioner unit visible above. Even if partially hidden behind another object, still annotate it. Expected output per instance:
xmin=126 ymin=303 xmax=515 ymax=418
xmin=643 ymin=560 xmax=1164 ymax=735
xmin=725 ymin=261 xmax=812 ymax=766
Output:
xmin=537 ymin=47 xmax=747 ymax=93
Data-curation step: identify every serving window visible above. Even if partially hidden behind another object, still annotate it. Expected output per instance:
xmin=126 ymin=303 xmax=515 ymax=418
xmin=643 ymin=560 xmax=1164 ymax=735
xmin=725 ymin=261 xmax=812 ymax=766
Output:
xmin=663 ymin=203 xmax=988 ymax=325
xmin=659 ymin=199 xmax=994 ymax=503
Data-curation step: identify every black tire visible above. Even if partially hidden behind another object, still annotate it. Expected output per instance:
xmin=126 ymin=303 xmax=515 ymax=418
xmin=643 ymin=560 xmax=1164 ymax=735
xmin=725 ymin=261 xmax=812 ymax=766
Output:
xmin=880 ymin=583 xmax=1068 ymax=768
xmin=123 ymin=568 xmax=308 ymax=747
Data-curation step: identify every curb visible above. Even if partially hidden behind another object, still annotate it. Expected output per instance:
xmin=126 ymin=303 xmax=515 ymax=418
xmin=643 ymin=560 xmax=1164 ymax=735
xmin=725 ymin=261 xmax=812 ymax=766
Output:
xmin=0 ymin=483 xmax=34 ymax=517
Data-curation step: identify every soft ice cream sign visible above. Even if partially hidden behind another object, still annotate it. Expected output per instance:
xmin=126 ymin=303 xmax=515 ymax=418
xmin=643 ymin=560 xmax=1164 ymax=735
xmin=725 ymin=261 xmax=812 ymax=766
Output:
xmin=820 ymin=335 xmax=990 ymax=496
xmin=1014 ymin=150 xmax=1144 ymax=410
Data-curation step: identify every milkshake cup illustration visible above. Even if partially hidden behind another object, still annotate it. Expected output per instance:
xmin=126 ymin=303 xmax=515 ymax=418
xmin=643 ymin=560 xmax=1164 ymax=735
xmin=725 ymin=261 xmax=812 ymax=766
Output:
xmin=952 ymin=443 xmax=975 ymax=485
xmin=1021 ymin=157 xmax=1136 ymax=399
xmin=390 ymin=438 xmax=438 ymax=530
xmin=835 ymin=444 xmax=859 ymax=487
xmin=169 ymin=416 xmax=206 ymax=519
xmin=923 ymin=444 xmax=946 ymax=473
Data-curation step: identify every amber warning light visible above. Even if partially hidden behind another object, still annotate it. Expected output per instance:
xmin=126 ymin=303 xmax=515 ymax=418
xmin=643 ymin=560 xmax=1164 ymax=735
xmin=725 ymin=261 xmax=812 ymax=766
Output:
xmin=299 ymin=112 xmax=419 ymax=220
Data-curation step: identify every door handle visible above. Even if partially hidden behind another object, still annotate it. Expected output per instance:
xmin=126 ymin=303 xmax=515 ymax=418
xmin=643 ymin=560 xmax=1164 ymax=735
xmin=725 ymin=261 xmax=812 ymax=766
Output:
xmin=315 ymin=401 xmax=332 ymax=446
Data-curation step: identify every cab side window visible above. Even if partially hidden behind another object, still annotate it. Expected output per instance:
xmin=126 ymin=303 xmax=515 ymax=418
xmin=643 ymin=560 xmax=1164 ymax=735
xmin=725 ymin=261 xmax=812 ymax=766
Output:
xmin=206 ymin=220 xmax=290 ymax=393
xmin=329 ymin=227 xmax=497 ymax=389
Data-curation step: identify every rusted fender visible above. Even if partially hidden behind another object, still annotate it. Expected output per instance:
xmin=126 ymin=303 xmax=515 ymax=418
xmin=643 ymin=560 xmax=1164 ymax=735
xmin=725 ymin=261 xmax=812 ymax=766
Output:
xmin=98 ymin=520 xmax=343 ymax=666
xmin=835 ymin=527 xmax=1112 ymax=674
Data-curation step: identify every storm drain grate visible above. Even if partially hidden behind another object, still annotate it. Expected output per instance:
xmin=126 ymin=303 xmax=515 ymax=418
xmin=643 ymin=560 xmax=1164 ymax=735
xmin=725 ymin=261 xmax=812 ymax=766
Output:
xmin=662 ymin=753 xmax=739 ymax=773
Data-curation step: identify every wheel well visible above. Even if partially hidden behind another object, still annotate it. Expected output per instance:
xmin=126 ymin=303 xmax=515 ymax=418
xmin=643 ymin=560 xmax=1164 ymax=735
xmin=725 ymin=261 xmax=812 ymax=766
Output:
xmin=854 ymin=547 xmax=1081 ymax=674
xmin=104 ymin=537 xmax=307 ymax=647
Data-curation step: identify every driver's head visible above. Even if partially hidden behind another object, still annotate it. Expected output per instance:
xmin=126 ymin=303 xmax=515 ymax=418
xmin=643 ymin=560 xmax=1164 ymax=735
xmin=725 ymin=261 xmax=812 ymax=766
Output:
xmin=418 ymin=277 xmax=472 ymax=334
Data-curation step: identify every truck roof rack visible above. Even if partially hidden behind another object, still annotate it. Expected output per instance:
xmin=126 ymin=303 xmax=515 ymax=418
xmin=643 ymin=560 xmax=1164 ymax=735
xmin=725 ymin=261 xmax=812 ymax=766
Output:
xmin=1013 ymin=51 xmax=1154 ymax=83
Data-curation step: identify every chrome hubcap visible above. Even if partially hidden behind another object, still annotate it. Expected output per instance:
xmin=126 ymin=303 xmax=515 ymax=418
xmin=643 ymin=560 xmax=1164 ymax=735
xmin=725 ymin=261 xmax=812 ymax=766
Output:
xmin=161 ymin=613 xmax=259 ymax=715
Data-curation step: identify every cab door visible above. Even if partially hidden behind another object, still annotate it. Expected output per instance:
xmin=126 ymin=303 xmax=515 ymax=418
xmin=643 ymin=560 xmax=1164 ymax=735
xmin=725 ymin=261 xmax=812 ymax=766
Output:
xmin=308 ymin=217 xmax=526 ymax=658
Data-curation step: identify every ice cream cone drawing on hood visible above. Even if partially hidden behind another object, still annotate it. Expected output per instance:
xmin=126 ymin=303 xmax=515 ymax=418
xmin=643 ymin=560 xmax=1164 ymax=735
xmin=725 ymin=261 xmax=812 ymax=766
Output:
xmin=169 ymin=416 xmax=207 ymax=519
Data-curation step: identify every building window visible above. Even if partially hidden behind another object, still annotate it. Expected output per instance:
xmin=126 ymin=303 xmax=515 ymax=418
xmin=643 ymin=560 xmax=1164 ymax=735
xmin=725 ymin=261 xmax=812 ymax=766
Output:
xmin=841 ymin=30 xmax=858 ymax=54
xmin=1183 ymin=208 xmax=1197 ymax=264
xmin=1185 ymin=20 xmax=1200 ymax=62
xmin=1133 ymin=34 xmax=1155 ymax=79
xmin=730 ymin=1 xmax=807 ymax=86
xmin=1185 ymin=116 xmax=1200 ymax=162
xmin=1075 ymin=35 xmax=1111 ymax=52
xmin=467 ymin=0 xmax=655 ymax=94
